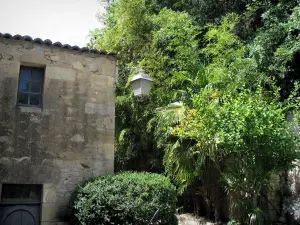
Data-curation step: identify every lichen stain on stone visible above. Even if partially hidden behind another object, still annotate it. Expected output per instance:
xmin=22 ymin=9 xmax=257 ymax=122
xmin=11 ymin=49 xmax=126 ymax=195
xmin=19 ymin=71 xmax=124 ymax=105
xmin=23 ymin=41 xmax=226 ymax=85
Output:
xmin=44 ymin=51 xmax=60 ymax=62
xmin=70 ymin=134 xmax=85 ymax=143
xmin=5 ymin=146 xmax=15 ymax=153
xmin=30 ymin=116 xmax=41 ymax=123
xmin=0 ymin=157 xmax=12 ymax=166
xmin=6 ymin=55 xmax=14 ymax=61
xmin=0 ymin=136 xmax=11 ymax=143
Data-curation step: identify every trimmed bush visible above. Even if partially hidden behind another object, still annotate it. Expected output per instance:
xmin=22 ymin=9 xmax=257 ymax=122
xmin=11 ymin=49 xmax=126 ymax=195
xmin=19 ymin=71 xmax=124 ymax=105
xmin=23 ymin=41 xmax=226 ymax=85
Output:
xmin=72 ymin=172 xmax=178 ymax=225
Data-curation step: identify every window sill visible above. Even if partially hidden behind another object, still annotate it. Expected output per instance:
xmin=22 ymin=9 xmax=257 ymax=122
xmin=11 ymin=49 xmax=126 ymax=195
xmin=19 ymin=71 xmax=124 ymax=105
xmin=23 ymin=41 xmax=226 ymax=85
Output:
xmin=17 ymin=106 xmax=42 ymax=113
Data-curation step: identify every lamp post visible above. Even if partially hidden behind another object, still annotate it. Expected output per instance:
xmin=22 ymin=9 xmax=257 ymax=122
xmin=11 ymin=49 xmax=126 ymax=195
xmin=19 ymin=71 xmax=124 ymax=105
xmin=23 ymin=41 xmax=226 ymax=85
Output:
xmin=129 ymin=68 xmax=152 ymax=98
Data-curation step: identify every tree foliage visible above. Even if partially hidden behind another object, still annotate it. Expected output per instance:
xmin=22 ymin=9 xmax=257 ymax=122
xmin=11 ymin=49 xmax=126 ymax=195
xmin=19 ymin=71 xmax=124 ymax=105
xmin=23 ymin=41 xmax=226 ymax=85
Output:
xmin=90 ymin=2 xmax=201 ymax=172
xmin=89 ymin=0 xmax=300 ymax=223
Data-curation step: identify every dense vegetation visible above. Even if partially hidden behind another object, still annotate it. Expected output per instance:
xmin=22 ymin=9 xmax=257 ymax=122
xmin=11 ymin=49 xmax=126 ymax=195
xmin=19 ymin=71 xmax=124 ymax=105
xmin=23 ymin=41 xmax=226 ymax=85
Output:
xmin=72 ymin=172 xmax=177 ymax=225
xmin=89 ymin=0 xmax=300 ymax=224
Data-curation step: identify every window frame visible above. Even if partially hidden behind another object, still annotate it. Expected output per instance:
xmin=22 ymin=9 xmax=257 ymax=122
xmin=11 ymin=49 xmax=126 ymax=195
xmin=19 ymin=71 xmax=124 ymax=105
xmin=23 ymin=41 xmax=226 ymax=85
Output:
xmin=17 ymin=66 xmax=45 ymax=108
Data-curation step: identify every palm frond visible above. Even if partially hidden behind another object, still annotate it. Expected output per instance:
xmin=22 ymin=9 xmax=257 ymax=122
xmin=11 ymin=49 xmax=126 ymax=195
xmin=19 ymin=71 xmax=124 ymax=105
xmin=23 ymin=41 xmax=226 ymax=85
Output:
xmin=156 ymin=102 xmax=186 ymax=127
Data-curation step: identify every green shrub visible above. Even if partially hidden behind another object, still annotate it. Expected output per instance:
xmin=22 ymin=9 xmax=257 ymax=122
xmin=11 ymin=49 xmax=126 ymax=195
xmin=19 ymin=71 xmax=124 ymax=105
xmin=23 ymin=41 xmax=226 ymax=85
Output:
xmin=72 ymin=172 xmax=178 ymax=225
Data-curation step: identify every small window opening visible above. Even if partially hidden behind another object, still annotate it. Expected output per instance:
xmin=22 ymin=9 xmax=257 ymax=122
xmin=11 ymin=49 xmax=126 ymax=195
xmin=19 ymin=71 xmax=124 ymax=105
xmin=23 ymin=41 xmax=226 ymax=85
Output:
xmin=1 ymin=184 xmax=42 ymax=204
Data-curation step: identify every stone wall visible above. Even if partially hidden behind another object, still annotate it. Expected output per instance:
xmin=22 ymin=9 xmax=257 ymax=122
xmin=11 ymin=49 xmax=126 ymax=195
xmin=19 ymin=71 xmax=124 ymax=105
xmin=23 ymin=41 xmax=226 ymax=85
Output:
xmin=282 ymin=161 xmax=300 ymax=224
xmin=0 ymin=37 xmax=116 ymax=224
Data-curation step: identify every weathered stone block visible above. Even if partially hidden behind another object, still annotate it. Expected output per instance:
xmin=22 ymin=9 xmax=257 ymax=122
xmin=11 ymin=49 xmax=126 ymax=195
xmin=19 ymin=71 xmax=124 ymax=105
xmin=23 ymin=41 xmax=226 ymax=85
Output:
xmin=101 ymin=58 xmax=116 ymax=76
xmin=45 ymin=51 xmax=60 ymax=62
xmin=85 ymin=102 xmax=115 ymax=115
xmin=41 ymin=203 xmax=68 ymax=221
xmin=19 ymin=52 xmax=48 ymax=65
xmin=0 ymin=60 xmax=20 ymax=76
xmin=72 ymin=61 xmax=85 ymax=71
xmin=46 ymin=66 xmax=76 ymax=81
xmin=43 ymin=184 xmax=58 ymax=203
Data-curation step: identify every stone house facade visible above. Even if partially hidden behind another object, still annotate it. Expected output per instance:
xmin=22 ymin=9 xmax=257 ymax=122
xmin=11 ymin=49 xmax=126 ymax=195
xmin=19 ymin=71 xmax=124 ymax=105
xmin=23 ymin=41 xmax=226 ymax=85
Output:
xmin=0 ymin=33 xmax=116 ymax=225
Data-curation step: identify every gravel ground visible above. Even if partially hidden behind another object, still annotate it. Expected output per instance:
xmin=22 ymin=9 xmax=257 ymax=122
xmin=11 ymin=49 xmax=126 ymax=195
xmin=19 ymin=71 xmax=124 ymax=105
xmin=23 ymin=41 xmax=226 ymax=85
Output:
xmin=177 ymin=214 xmax=216 ymax=225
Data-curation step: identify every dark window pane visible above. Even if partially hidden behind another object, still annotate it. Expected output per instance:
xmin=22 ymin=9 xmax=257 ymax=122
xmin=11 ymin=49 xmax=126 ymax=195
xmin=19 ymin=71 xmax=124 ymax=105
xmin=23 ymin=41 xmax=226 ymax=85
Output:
xmin=20 ymin=68 xmax=31 ymax=80
xmin=30 ymin=82 xmax=41 ymax=93
xmin=1 ymin=184 xmax=42 ymax=201
xmin=2 ymin=185 xmax=23 ymax=198
xmin=30 ymin=94 xmax=40 ymax=106
xmin=18 ymin=93 xmax=29 ymax=104
xmin=28 ymin=185 xmax=41 ymax=200
xmin=18 ymin=80 xmax=30 ymax=92
xmin=22 ymin=185 xmax=31 ymax=198
xmin=31 ymin=69 xmax=43 ymax=81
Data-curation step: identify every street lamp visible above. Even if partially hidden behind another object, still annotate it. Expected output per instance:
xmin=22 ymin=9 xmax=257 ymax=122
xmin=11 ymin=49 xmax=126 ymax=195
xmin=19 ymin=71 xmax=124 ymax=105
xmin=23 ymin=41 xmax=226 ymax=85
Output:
xmin=130 ymin=70 xmax=152 ymax=97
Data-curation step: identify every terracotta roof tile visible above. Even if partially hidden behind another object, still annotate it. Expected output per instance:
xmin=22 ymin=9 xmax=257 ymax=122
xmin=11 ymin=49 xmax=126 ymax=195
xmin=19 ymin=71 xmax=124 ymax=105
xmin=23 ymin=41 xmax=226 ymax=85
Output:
xmin=0 ymin=32 xmax=115 ymax=56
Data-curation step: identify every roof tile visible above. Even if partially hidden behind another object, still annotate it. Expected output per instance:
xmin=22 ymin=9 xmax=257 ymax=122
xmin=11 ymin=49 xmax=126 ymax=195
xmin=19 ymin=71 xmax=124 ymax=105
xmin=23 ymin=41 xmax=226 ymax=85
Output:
xmin=0 ymin=32 xmax=115 ymax=56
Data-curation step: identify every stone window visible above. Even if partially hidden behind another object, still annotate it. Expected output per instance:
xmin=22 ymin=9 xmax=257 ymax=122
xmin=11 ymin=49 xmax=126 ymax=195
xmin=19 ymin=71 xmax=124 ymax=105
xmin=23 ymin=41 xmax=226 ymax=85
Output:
xmin=17 ymin=66 xmax=44 ymax=108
